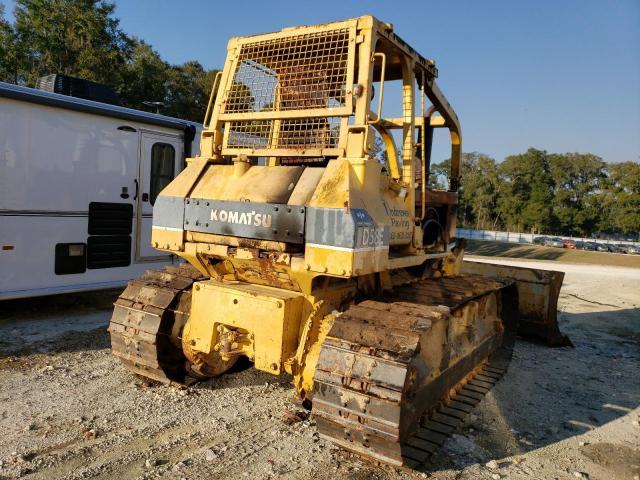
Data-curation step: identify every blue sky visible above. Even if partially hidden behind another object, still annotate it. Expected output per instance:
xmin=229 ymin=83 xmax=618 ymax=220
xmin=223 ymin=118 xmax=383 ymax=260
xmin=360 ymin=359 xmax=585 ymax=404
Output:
xmin=4 ymin=0 xmax=639 ymax=163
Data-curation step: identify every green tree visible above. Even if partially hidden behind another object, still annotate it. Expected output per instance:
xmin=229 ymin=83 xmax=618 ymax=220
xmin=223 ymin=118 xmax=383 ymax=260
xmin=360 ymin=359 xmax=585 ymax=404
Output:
xmin=163 ymin=61 xmax=218 ymax=122
xmin=599 ymin=162 xmax=640 ymax=236
xmin=458 ymin=153 xmax=501 ymax=229
xmin=12 ymin=0 xmax=132 ymax=87
xmin=5 ymin=0 xmax=222 ymax=122
xmin=548 ymin=153 xmax=606 ymax=236
xmin=117 ymin=38 xmax=169 ymax=112
xmin=429 ymin=153 xmax=501 ymax=229
xmin=116 ymin=43 xmax=221 ymax=122
xmin=0 ymin=3 xmax=18 ymax=82
xmin=497 ymin=148 xmax=555 ymax=233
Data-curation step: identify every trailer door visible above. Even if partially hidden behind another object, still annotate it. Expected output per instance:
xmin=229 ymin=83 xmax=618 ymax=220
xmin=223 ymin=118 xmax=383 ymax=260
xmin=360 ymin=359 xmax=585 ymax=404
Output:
xmin=136 ymin=131 xmax=183 ymax=261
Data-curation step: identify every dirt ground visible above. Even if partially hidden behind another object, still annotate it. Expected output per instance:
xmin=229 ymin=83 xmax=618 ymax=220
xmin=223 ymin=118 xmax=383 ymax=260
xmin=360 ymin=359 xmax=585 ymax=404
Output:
xmin=0 ymin=259 xmax=638 ymax=480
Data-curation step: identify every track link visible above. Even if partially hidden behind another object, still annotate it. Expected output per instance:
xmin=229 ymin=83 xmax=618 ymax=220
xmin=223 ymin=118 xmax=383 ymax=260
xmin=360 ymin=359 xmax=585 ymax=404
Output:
xmin=108 ymin=264 xmax=205 ymax=386
xmin=312 ymin=274 xmax=516 ymax=468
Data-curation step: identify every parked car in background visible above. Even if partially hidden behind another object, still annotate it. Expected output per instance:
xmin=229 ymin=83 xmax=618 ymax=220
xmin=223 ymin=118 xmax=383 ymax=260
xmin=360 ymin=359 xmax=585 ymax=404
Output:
xmin=615 ymin=244 xmax=633 ymax=254
xmin=532 ymin=236 xmax=640 ymax=255
xmin=612 ymin=244 xmax=631 ymax=254
xmin=545 ymin=237 xmax=565 ymax=248
xmin=626 ymin=244 xmax=640 ymax=255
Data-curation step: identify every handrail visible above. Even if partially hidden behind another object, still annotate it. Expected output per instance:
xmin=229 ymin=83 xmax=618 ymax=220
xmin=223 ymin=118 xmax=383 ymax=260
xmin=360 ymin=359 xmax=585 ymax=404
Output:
xmin=368 ymin=52 xmax=386 ymax=125
xmin=203 ymin=71 xmax=222 ymax=128
xmin=421 ymin=77 xmax=462 ymax=192
xmin=370 ymin=122 xmax=401 ymax=180
xmin=420 ymin=70 xmax=426 ymax=220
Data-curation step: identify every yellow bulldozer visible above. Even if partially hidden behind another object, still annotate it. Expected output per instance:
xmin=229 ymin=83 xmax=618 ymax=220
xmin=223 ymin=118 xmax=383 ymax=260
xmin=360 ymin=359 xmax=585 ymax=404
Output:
xmin=109 ymin=16 xmax=570 ymax=467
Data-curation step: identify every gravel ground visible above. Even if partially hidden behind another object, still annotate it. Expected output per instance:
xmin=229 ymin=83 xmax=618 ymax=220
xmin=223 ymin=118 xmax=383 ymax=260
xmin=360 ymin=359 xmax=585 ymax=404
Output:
xmin=0 ymin=260 xmax=638 ymax=480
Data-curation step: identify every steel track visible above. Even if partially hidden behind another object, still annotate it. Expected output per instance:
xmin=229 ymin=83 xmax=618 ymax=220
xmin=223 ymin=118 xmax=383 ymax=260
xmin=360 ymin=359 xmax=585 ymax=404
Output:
xmin=109 ymin=268 xmax=517 ymax=470
xmin=108 ymin=264 xmax=205 ymax=386
xmin=312 ymin=274 xmax=517 ymax=468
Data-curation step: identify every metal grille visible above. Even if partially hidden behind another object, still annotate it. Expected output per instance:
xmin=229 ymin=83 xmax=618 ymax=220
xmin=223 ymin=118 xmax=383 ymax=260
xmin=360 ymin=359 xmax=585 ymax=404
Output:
xmin=227 ymin=121 xmax=270 ymax=149
xmin=223 ymin=28 xmax=350 ymax=113
xmin=227 ymin=117 xmax=341 ymax=150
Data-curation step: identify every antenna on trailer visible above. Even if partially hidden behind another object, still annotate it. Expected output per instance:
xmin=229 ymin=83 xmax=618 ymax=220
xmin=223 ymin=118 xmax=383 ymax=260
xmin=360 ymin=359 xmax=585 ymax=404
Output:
xmin=143 ymin=101 xmax=165 ymax=114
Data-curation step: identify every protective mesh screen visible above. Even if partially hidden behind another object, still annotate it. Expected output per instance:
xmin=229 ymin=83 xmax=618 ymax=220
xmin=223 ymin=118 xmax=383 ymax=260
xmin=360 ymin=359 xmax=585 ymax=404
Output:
xmin=227 ymin=117 xmax=341 ymax=150
xmin=223 ymin=28 xmax=350 ymax=113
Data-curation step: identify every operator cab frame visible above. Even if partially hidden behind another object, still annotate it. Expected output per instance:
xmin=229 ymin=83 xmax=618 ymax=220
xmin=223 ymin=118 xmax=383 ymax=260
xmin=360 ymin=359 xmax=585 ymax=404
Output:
xmin=198 ymin=16 xmax=461 ymax=255
xmin=151 ymin=16 xmax=465 ymax=283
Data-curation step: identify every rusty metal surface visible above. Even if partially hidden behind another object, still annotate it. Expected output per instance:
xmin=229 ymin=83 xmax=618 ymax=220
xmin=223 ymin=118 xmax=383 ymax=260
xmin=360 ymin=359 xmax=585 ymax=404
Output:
xmin=461 ymin=260 xmax=572 ymax=346
xmin=108 ymin=264 xmax=205 ymax=386
xmin=312 ymin=275 xmax=516 ymax=467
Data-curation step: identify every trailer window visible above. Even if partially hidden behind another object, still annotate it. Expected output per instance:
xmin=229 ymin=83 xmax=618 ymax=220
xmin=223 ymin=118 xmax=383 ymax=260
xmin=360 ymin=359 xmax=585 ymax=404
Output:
xmin=150 ymin=143 xmax=175 ymax=205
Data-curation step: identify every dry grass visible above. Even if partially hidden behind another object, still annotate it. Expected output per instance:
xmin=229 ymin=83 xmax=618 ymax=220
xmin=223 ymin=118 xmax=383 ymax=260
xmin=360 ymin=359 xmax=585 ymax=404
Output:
xmin=465 ymin=239 xmax=640 ymax=268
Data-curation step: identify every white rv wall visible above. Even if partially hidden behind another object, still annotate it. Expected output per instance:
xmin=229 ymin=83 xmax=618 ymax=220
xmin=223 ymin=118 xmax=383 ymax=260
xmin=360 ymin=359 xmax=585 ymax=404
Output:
xmin=1 ymin=98 xmax=182 ymax=210
xmin=0 ymin=97 xmax=198 ymax=299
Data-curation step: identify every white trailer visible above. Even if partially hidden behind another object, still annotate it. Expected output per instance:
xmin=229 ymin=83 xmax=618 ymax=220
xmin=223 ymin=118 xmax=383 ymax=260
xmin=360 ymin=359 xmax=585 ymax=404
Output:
xmin=0 ymin=82 xmax=201 ymax=300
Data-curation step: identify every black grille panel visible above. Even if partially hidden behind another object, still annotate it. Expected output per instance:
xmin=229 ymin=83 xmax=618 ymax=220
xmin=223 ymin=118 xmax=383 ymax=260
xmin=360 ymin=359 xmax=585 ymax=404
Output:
xmin=88 ymin=202 xmax=133 ymax=235
xmin=87 ymin=202 xmax=133 ymax=269
xmin=87 ymin=235 xmax=131 ymax=269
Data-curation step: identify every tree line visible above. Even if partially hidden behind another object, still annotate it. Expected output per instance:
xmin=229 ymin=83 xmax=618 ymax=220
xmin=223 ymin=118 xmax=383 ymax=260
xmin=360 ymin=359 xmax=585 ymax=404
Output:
xmin=0 ymin=0 xmax=217 ymax=121
xmin=429 ymin=149 xmax=640 ymax=239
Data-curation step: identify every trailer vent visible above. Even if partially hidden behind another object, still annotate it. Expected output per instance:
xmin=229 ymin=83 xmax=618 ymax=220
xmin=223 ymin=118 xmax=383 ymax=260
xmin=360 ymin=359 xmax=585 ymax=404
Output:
xmin=36 ymin=74 xmax=121 ymax=106
xmin=88 ymin=203 xmax=133 ymax=236
xmin=87 ymin=202 xmax=132 ymax=269
xmin=87 ymin=235 xmax=131 ymax=269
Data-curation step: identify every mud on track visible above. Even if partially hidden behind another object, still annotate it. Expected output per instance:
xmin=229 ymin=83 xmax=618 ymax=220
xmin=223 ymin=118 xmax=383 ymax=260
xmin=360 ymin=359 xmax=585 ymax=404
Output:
xmin=0 ymin=261 xmax=638 ymax=480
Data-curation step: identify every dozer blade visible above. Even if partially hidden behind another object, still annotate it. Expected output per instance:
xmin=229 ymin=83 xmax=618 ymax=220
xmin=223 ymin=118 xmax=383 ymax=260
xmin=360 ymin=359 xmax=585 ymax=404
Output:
xmin=461 ymin=260 xmax=572 ymax=347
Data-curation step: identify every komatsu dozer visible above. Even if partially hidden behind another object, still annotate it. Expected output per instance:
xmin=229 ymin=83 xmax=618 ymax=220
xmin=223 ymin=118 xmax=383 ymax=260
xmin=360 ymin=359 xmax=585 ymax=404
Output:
xmin=109 ymin=16 xmax=570 ymax=467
